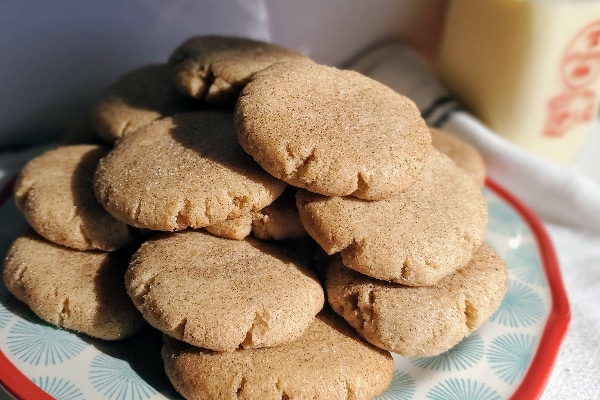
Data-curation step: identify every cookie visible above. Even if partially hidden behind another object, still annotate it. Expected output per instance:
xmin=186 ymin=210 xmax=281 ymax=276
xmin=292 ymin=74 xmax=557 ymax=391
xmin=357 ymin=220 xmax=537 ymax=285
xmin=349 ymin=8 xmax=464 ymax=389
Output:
xmin=204 ymin=213 xmax=253 ymax=240
xmin=204 ymin=188 xmax=307 ymax=241
xmin=2 ymin=231 xmax=146 ymax=340
xmin=296 ymin=148 xmax=488 ymax=286
xmin=251 ymin=187 xmax=307 ymax=240
xmin=205 ymin=187 xmax=308 ymax=241
xmin=61 ymin=111 xmax=105 ymax=145
xmin=326 ymin=243 xmax=508 ymax=357
xmin=235 ymin=61 xmax=431 ymax=200
xmin=14 ymin=144 xmax=138 ymax=251
xmin=430 ymin=127 xmax=486 ymax=187
xmin=94 ymin=111 xmax=286 ymax=231
xmin=91 ymin=64 xmax=198 ymax=143
xmin=162 ymin=310 xmax=393 ymax=400
xmin=168 ymin=35 xmax=312 ymax=105
xmin=125 ymin=230 xmax=324 ymax=352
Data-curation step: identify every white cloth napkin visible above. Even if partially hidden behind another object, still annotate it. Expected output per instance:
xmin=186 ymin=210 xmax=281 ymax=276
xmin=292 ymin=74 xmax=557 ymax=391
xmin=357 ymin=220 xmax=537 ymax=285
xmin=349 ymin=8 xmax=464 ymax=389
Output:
xmin=348 ymin=41 xmax=600 ymax=400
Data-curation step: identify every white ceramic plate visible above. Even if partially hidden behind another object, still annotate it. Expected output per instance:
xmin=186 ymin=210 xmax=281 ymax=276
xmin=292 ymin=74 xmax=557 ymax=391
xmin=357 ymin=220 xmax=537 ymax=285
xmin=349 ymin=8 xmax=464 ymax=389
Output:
xmin=0 ymin=178 xmax=569 ymax=400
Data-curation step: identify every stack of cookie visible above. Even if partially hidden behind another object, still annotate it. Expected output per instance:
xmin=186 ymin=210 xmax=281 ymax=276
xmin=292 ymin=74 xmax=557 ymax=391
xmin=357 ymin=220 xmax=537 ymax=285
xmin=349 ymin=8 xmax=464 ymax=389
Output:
xmin=3 ymin=35 xmax=508 ymax=399
xmin=3 ymin=144 xmax=147 ymax=341
xmin=231 ymin=45 xmax=507 ymax=359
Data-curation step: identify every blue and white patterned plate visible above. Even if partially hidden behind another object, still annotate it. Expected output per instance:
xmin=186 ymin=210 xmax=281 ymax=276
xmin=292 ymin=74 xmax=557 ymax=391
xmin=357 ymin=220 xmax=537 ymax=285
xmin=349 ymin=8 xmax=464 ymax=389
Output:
xmin=0 ymin=179 xmax=569 ymax=400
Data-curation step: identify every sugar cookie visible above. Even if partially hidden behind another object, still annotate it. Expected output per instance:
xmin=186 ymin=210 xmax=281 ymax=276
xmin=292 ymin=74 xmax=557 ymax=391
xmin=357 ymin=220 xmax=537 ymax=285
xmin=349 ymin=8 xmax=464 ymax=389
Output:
xmin=125 ymin=230 xmax=324 ymax=352
xmin=204 ymin=188 xmax=306 ymax=241
xmin=169 ymin=35 xmax=311 ymax=105
xmin=235 ymin=61 xmax=431 ymax=200
xmin=14 ymin=144 xmax=137 ymax=251
xmin=326 ymin=243 xmax=508 ymax=357
xmin=162 ymin=310 xmax=393 ymax=400
xmin=91 ymin=64 xmax=198 ymax=143
xmin=94 ymin=111 xmax=286 ymax=231
xmin=3 ymin=231 xmax=146 ymax=340
xmin=296 ymin=148 xmax=488 ymax=286
xmin=204 ymin=213 xmax=253 ymax=240
xmin=251 ymin=187 xmax=307 ymax=240
xmin=431 ymin=127 xmax=486 ymax=187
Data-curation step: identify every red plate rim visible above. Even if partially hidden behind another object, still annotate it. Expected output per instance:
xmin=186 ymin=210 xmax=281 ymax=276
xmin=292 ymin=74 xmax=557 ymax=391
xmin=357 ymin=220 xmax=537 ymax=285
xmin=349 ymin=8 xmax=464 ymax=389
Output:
xmin=485 ymin=177 xmax=570 ymax=400
xmin=0 ymin=174 xmax=53 ymax=399
xmin=0 ymin=176 xmax=570 ymax=400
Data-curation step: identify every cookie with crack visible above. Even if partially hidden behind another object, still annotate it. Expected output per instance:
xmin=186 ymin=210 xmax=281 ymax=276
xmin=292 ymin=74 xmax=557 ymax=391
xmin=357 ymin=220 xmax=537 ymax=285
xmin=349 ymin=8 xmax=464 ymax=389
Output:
xmin=125 ymin=230 xmax=324 ymax=352
xmin=162 ymin=310 xmax=393 ymax=400
xmin=91 ymin=64 xmax=198 ymax=143
xmin=235 ymin=61 xmax=431 ymax=200
xmin=296 ymin=148 xmax=488 ymax=286
xmin=203 ymin=213 xmax=253 ymax=240
xmin=94 ymin=111 xmax=286 ymax=231
xmin=169 ymin=35 xmax=312 ymax=106
xmin=431 ymin=127 xmax=486 ymax=187
xmin=326 ymin=243 xmax=508 ymax=357
xmin=2 ymin=231 xmax=146 ymax=340
xmin=204 ymin=188 xmax=307 ymax=241
xmin=14 ymin=144 xmax=138 ymax=251
xmin=251 ymin=187 xmax=307 ymax=240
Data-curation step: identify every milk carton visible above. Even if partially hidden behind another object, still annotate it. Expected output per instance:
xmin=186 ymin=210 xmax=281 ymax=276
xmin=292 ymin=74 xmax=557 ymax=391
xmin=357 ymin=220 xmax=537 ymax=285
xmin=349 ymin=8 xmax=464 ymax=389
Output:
xmin=438 ymin=0 xmax=600 ymax=164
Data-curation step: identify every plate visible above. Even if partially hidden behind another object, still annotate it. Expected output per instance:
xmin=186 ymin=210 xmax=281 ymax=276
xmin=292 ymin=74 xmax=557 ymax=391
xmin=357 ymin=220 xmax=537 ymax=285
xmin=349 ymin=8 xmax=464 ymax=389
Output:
xmin=0 ymin=178 xmax=569 ymax=400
